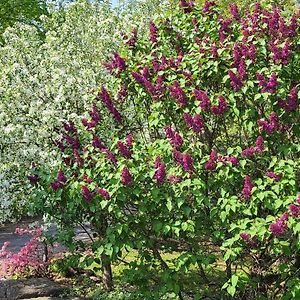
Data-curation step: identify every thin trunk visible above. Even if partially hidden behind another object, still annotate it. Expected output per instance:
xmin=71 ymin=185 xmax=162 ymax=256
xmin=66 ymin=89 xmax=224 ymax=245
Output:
xmin=101 ymin=253 xmax=113 ymax=290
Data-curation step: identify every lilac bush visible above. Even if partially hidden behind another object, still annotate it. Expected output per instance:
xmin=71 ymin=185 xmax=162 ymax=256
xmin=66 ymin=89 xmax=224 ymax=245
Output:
xmin=30 ymin=1 xmax=300 ymax=298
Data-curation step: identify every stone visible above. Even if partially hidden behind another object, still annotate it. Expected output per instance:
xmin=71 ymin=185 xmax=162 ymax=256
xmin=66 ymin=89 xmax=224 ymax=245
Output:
xmin=0 ymin=278 xmax=69 ymax=300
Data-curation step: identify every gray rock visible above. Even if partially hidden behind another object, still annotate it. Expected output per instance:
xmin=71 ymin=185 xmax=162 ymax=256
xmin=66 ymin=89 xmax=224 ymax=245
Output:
xmin=0 ymin=278 xmax=69 ymax=299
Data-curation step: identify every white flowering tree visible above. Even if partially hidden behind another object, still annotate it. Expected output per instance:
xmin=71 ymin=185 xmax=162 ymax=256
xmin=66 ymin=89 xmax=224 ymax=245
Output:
xmin=0 ymin=0 xmax=172 ymax=223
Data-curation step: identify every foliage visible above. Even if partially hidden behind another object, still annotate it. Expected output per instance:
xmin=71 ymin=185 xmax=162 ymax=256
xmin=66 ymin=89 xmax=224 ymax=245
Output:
xmin=30 ymin=0 xmax=300 ymax=298
xmin=0 ymin=0 xmax=48 ymax=41
xmin=0 ymin=0 xmax=171 ymax=224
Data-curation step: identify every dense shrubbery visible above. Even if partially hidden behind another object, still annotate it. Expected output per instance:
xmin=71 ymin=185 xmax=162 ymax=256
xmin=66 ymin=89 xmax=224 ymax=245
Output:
xmin=29 ymin=1 xmax=300 ymax=298
xmin=0 ymin=0 xmax=172 ymax=223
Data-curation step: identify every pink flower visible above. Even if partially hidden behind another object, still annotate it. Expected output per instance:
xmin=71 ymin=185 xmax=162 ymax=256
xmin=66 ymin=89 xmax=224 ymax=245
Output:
xmin=149 ymin=21 xmax=158 ymax=43
xmin=92 ymin=136 xmax=104 ymax=149
xmin=126 ymin=134 xmax=133 ymax=148
xmin=101 ymin=148 xmax=118 ymax=165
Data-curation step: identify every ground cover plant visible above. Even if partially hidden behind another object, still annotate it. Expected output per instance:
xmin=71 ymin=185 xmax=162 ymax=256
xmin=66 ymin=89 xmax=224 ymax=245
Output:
xmin=28 ymin=0 xmax=300 ymax=298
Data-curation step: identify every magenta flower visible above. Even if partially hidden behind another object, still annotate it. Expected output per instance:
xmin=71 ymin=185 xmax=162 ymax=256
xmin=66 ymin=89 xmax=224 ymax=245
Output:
xmin=126 ymin=134 xmax=133 ymax=148
xmin=240 ymin=232 xmax=250 ymax=241
xmin=117 ymin=141 xmax=132 ymax=158
xmin=97 ymin=86 xmax=122 ymax=123
xmin=101 ymin=148 xmax=118 ymax=165
xmin=194 ymin=89 xmax=211 ymax=111
xmin=97 ymin=188 xmax=111 ymax=200
xmin=165 ymin=127 xmax=183 ymax=149
xmin=168 ymin=81 xmax=188 ymax=107
xmin=255 ymin=136 xmax=264 ymax=153
xmin=121 ymin=167 xmax=132 ymax=186
xmin=28 ymin=175 xmax=39 ymax=184
xmin=229 ymin=70 xmax=243 ymax=91
xmin=104 ymin=52 xmax=126 ymax=72
xmin=266 ymin=171 xmax=281 ymax=182
xmin=202 ymin=0 xmax=216 ymax=14
xmin=126 ymin=27 xmax=138 ymax=48
xmin=179 ymin=0 xmax=194 ymax=13
xmin=81 ymin=186 xmax=94 ymax=203
xmin=269 ymin=213 xmax=289 ymax=236
xmin=92 ymin=136 xmax=104 ymax=150
xmin=168 ymin=175 xmax=181 ymax=184
xmin=63 ymin=121 xmax=77 ymax=134
xmin=278 ymin=86 xmax=298 ymax=112
xmin=182 ymin=153 xmax=194 ymax=172
xmin=57 ymin=170 xmax=67 ymax=183
xmin=211 ymin=96 xmax=228 ymax=115
xmin=242 ymin=147 xmax=256 ymax=158
xmin=289 ymin=204 xmax=300 ymax=217
xmin=242 ymin=175 xmax=253 ymax=200
xmin=51 ymin=181 xmax=62 ymax=191
xmin=229 ymin=3 xmax=240 ymax=20
xmin=149 ymin=21 xmax=158 ymax=43
xmin=173 ymin=149 xmax=183 ymax=165
xmin=154 ymin=162 xmax=166 ymax=184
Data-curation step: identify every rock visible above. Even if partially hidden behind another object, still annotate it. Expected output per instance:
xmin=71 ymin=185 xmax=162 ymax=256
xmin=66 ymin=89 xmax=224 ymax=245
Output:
xmin=0 ymin=278 xmax=69 ymax=300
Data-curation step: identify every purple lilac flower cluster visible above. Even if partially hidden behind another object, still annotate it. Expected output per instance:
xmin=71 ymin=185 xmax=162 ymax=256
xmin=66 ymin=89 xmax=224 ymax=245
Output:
xmin=257 ymin=112 xmax=280 ymax=135
xmin=96 ymin=187 xmax=110 ymax=200
xmin=179 ymin=0 xmax=194 ymax=13
xmin=183 ymin=112 xmax=204 ymax=133
xmin=132 ymin=69 xmax=164 ymax=99
xmin=256 ymin=72 xmax=278 ymax=94
xmin=125 ymin=28 xmax=138 ymax=48
xmin=117 ymin=141 xmax=132 ymax=158
xmin=104 ymin=52 xmax=126 ymax=73
xmin=92 ymin=136 xmax=104 ymax=150
xmin=202 ymin=0 xmax=216 ymax=14
xmin=81 ymin=186 xmax=94 ymax=203
xmin=82 ymin=103 xmax=101 ymax=129
xmin=242 ymin=136 xmax=264 ymax=157
xmin=278 ymin=86 xmax=298 ymax=112
xmin=211 ymin=96 xmax=228 ymax=116
xmin=194 ymin=89 xmax=211 ymax=111
xmin=242 ymin=175 xmax=253 ymax=200
xmin=168 ymin=81 xmax=188 ymax=107
xmin=165 ymin=127 xmax=183 ymax=149
xmin=269 ymin=196 xmax=300 ymax=236
xmin=149 ymin=21 xmax=158 ymax=43
xmin=240 ymin=233 xmax=256 ymax=247
xmin=101 ymin=148 xmax=118 ymax=165
xmin=153 ymin=156 xmax=166 ymax=184
xmin=51 ymin=170 xmax=67 ymax=191
xmin=205 ymin=149 xmax=238 ymax=171
xmin=121 ymin=167 xmax=132 ymax=186
xmin=97 ymin=86 xmax=122 ymax=123
xmin=266 ymin=171 xmax=281 ymax=182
